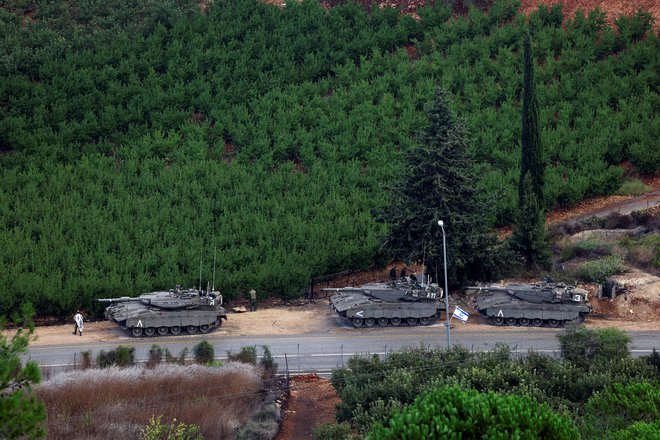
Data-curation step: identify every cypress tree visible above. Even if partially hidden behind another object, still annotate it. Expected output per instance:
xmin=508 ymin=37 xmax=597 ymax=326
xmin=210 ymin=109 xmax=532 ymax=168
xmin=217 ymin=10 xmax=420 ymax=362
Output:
xmin=381 ymin=89 xmax=501 ymax=286
xmin=512 ymin=33 xmax=550 ymax=268
xmin=519 ymin=33 xmax=544 ymax=205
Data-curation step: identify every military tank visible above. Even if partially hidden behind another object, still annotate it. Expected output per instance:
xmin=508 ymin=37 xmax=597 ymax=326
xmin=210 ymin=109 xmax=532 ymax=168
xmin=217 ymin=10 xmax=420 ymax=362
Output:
xmin=325 ymin=279 xmax=444 ymax=328
xmin=98 ymin=285 xmax=227 ymax=337
xmin=473 ymin=281 xmax=591 ymax=327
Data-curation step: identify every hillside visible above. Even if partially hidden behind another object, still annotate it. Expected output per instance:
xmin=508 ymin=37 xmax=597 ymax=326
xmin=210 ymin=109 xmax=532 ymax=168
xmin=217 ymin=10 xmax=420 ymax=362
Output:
xmin=1 ymin=0 xmax=658 ymax=319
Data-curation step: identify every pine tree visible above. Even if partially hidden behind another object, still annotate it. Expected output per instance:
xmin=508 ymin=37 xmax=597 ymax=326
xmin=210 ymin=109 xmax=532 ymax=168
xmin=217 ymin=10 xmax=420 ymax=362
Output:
xmin=0 ymin=304 xmax=47 ymax=439
xmin=512 ymin=33 xmax=551 ymax=268
xmin=381 ymin=89 xmax=502 ymax=286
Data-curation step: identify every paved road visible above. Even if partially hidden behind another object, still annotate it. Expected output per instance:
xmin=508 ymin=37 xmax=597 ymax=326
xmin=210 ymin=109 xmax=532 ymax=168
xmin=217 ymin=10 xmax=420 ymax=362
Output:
xmin=26 ymin=323 xmax=660 ymax=377
xmin=569 ymin=189 xmax=660 ymax=223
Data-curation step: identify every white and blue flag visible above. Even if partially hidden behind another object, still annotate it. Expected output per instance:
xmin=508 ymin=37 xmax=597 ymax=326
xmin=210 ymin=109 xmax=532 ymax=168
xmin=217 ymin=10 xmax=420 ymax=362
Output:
xmin=452 ymin=306 xmax=469 ymax=322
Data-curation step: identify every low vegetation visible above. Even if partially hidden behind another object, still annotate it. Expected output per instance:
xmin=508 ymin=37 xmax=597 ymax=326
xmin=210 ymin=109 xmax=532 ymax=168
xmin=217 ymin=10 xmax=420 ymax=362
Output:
xmin=327 ymin=326 xmax=659 ymax=438
xmin=36 ymin=363 xmax=266 ymax=439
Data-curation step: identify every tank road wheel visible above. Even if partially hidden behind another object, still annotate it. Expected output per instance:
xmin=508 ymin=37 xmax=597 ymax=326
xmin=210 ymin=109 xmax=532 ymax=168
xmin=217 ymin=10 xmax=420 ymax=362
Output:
xmin=377 ymin=317 xmax=389 ymax=327
xmin=548 ymin=319 xmax=560 ymax=328
xmin=199 ymin=324 xmax=211 ymax=333
xmin=186 ymin=325 xmax=197 ymax=334
xmin=131 ymin=328 xmax=143 ymax=337
xmin=170 ymin=326 xmax=181 ymax=335
xmin=419 ymin=317 xmax=431 ymax=326
xmin=390 ymin=317 xmax=401 ymax=326
xmin=364 ymin=318 xmax=376 ymax=327
xmin=518 ymin=318 xmax=530 ymax=327
xmin=212 ymin=318 xmax=221 ymax=327
xmin=406 ymin=317 xmax=418 ymax=326
xmin=157 ymin=327 xmax=169 ymax=336
xmin=144 ymin=327 xmax=156 ymax=337
xmin=562 ymin=320 xmax=573 ymax=328
xmin=576 ymin=314 xmax=586 ymax=324
xmin=505 ymin=317 xmax=517 ymax=326
xmin=352 ymin=318 xmax=364 ymax=328
xmin=490 ymin=317 xmax=504 ymax=326
xmin=531 ymin=318 xmax=543 ymax=327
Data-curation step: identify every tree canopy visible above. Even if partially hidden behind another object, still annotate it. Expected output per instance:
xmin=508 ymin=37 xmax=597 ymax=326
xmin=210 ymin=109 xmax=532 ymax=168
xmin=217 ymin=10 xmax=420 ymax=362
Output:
xmin=381 ymin=89 xmax=503 ymax=285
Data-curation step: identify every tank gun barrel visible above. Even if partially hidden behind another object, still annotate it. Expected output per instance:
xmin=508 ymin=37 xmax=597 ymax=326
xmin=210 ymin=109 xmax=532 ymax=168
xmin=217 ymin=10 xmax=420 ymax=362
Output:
xmin=97 ymin=297 xmax=143 ymax=303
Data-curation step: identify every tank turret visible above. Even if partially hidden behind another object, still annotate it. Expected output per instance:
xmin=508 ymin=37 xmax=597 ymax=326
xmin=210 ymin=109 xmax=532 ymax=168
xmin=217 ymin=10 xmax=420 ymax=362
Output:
xmin=325 ymin=279 xmax=445 ymax=328
xmin=472 ymin=281 xmax=591 ymax=327
xmin=98 ymin=285 xmax=227 ymax=337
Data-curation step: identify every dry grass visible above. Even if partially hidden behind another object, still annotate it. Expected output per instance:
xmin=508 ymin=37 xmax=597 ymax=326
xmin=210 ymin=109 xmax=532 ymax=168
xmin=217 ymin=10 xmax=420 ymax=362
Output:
xmin=36 ymin=363 xmax=266 ymax=440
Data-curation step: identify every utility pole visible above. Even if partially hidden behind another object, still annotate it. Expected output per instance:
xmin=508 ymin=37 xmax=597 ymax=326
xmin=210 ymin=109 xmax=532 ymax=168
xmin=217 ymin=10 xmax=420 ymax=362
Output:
xmin=438 ymin=220 xmax=451 ymax=348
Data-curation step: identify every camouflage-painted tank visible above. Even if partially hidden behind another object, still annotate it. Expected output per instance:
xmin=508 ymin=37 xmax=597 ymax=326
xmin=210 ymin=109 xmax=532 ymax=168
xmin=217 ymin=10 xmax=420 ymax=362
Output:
xmin=473 ymin=281 xmax=591 ymax=327
xmin=98 ymin=285 xmax=227 ymax=337
xmin=325 ymin=280 xmax=444 ymax=328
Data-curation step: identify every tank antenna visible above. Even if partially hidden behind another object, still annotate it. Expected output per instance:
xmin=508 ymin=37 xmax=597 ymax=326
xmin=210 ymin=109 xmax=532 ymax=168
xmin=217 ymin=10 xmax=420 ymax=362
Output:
xmin=199 ymin=241 xmax=203 ymax=291
xmin=212 ymin=246 xmax=217 ymax=292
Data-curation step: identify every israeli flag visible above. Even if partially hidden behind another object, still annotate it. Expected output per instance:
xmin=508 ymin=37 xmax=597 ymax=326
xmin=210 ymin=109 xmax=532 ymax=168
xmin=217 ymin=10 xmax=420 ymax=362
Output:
xmin=452 ymin=306 xmax=469 ymax=322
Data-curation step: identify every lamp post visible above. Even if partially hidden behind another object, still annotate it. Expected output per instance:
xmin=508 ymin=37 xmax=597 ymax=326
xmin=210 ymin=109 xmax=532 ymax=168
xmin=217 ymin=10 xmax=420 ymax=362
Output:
xmin=438 ymin=220 xmax=451 ymax=348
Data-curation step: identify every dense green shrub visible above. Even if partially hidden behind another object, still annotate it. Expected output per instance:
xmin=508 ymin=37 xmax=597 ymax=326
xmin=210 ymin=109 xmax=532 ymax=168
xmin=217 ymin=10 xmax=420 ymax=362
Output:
xmin=366 ymin=385 xmax=580 ymax=440
xmin=228 ymin=346 xmax=257 ymax=365
xmin=312 ymin=423 xmax=353 ymax=440
xmin=96 ymin=345 xmax=136 ymax=368
xmin=578 ymin=255 xmax=625 ymax=283
xmin=557 ymin=326 xmax=630 ymax=370
xmin=584 ymin=382 xmax=660 ymax=437
xmin=192 ymin=340 xmax=215 ymax=365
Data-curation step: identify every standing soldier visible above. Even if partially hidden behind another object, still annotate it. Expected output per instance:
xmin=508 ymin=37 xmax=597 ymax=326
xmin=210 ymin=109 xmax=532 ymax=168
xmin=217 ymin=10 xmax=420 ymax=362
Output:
xmin=73 ymin=311 xmax=84 ymax=336
xmin=249 ymin=289 xmax=257 ymax=312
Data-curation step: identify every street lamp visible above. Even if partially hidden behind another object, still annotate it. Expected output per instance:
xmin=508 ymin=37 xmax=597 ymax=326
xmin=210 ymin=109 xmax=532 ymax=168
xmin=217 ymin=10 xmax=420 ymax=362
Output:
xmin=438 ymin=220 xmax=451 ymax=348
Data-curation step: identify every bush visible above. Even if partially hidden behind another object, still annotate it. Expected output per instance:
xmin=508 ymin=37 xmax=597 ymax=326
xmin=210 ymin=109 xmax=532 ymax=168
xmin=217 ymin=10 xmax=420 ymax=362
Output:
xmin=140 ymin=415 xmax=202 ymax=440
xmin=366 ymin=385 xmax=580 ymax=439
xmin=259 ymin=345 xmax=277 ymax=377
xmin=147 ymin=344 xmax=163 ymax=368
xmin=96 ymin=345 xmax=135 ymax=368
xmin=192 ymin=340 xmax=215 ymax=365
xmin=228 ymin=346 xmax=257 ymax=365
xmin=313 ymin=423 xmax=353 ymax=440
xmin=557 ymin=326 xmax=630 ymax=370
xmin=604 ymin=420 xmax=660 ymax=440
xmin=615 ymin=179 xmax=650 ymax=196
xmin=584 ymin=382 xmax=660 ymax=437
xmin=578 ymin=254 xmax=625 ymax=283
xmin=165 ymin=348 xmax=188 ymax=365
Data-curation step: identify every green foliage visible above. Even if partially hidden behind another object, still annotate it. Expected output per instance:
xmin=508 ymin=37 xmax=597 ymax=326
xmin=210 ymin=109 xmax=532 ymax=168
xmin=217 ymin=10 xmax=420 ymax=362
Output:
xmin=312 ymin=423 xmax=353 ymax=440
xmin=1 ymin=0 xmax=659 ymax=316
xmin=140 ymin=415 xmax=202 ymax=440
xmin=259 ymin=345 xmax=277 ymax=377
xmin=147 ymin=344 xmax=164 ymax=368
xmin=557 ymin=325 xmax=630 ymax=369
xmin=604 ymin=419 xmax=660 ymax=440
xmin=584 ymin=382 xmax=660 ymax=437
xmin=96 ymin=345 xmax=136 ymax=368
xmin=511 ymin=173 xmax=551 ymax=268
xmin=366 ymin=385 xmax=580 ymax=440
xmin=228 ymin=346 xmax=257 ymax=365
xmin=578 ymin=254 xmax=625 ymax=283
xmin=192 ymin=340 xmax=214 ymax=365
xmin=330 ymin=340 xmax=657 ymax=435
xmin=380 ymin=89 xmax=505 ymax=285
xmin=234 ymin=401 xmax=281 ymax=440
xmin=0 ymin=303 xmax=47 ymax=439
xmin=615 ymin=179 xmax=651 ymax=196
xmin=164 ymin=348 xmax=188 ymax=365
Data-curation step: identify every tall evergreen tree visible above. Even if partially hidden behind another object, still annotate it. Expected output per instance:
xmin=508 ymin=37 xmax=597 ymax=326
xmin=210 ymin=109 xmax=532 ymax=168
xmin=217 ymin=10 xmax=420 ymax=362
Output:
xmin=381 ymin=89 xmax=502 ymax=286
xmin=519 ymin=32 xmax=545 ymax=205
xmin=512 ymin=33 xmax=550 ymax=268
